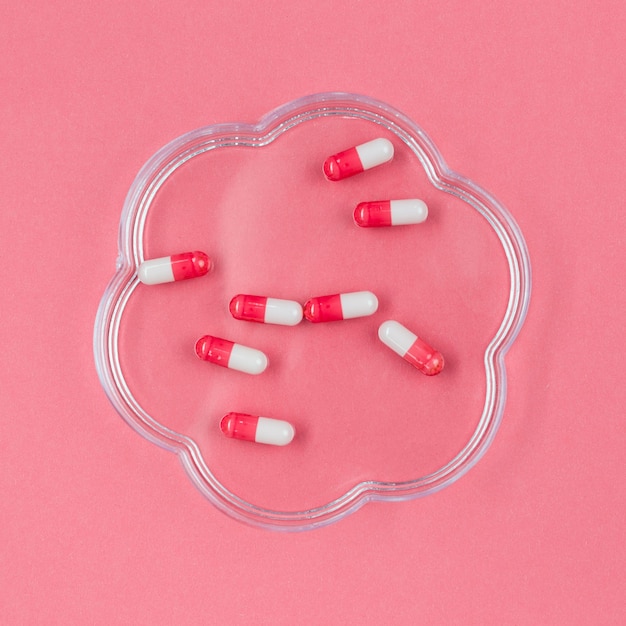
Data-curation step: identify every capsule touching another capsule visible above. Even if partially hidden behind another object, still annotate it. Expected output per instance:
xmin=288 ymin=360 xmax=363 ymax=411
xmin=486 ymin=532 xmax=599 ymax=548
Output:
xmin=303 ymin=291 xmax=379 ymax=323
xmin=323 ymin=138 xmax=394 ymax=181
xmin=220 ymin=412 xmax=295 ymax=446
xmin=378 ymin=320 xmax=444 ymax=376
xmin=138 ymin=251 xmax=211 ymax=285
xmin=354 ymin=199 xmax=428 ymax=227
xmin=229 ymin=294 xmax=303 ymax=326
xmin=195 ymin=335 xmax=268 ymax=375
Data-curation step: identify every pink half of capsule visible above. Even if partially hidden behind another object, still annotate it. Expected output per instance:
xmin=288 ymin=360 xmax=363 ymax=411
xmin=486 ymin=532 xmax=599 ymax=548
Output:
xmin=220 ymin=412 xmax=295 ymax=446
xmin=323 ymin=138 xmax=394 ymax=181
xmin=195 ymin=335 xmax=268 ymax=375
xmin=303 ymin=291 xmax=379 ymax=322
xmin=378 ymin=320 xmax=444 ymax=376
xmin=354 ymin=199 xmax=428 ymax=227
xmin=229 ymin=294 xmax=303 ymax=326
xmin=138 ymin=251 xmax=211 ymax=285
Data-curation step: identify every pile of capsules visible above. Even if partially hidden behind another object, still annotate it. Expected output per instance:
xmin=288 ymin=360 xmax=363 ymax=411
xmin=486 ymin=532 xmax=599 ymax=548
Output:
xmin=137 ymin=138 xmax=444 ymax=448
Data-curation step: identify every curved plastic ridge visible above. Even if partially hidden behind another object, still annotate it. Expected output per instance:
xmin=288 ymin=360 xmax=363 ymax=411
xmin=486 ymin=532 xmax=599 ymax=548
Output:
xmin=94 ymin=92 xmax=531 ymax=531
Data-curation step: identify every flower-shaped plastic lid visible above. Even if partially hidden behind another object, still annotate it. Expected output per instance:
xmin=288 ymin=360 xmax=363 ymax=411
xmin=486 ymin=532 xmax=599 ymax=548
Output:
xmin=94 ymin=92 xmax=531 ymax=530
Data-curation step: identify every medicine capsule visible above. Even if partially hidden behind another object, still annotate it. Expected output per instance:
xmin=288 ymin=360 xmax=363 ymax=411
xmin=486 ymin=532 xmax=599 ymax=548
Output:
xmin=138 ymin=251 xmax=211 ymax=285
xmin=354 ymin=199 xmax=428 ymax=227
xmin=220 ymin=412 xmax=295 ymax=446
xmin=323 ymin=138 xmax=394 ymax=181
xmin=378 ymin=320 xmax=444 ymax=376
xmin=304 ymin=291 xmax=379 ymax=323
xmin=195 ymin=335 xmax=268 ymax=375
xmin=229 ymin=294 xmax=303 ymax=326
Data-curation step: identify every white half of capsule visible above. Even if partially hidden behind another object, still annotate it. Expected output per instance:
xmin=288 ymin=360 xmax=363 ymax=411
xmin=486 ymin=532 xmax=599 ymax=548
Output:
xmin=355 ymin=138 xmax=394 ymax=170
xmin=255 ymin=417 xmax=295 ymax=446
xmin=228 ymin=344 xmax=268 ymax=375
xmin=378 ymin=320 xmax=417 ymax=357
xmin=340 ymin=291 xmax=379 ymax=319
xmin=264 ymin=298 xmax=303 ymax=325
xmin=138 ymin=257 xmax=175 ymax=284
xmin=390 ymin=199 xmax=428 ymax=225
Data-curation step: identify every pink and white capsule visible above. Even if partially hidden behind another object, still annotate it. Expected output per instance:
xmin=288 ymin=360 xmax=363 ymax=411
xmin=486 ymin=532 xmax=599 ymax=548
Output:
xmin=229 ymin=294 xmax=303 ymax=326
xmin=378 ymin=320 xmax=444 ymax=376
xmin=323 ymin=138 xmax=394 ymax=181
xmin=304 ymin=291 xmax=379 ymax=323
xmin=195 ymin=335 xmax=268 ymax=375
xmin=354 ymin=199 xmax=428 ymax=227
xmin=138 ymin=251 xmax=211 ymax=285
xmin=220 ymin=412 xmax=295 ymax=446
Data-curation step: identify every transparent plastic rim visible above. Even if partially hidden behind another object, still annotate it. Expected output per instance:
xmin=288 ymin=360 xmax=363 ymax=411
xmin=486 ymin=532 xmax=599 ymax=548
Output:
xmin=94 ymin=92 xmax=531 ymax=531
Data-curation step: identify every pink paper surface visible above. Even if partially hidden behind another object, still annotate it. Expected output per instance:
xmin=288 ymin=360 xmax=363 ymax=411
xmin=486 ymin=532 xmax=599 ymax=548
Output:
xmin=1 ymin=1 xmax=624 ymax=624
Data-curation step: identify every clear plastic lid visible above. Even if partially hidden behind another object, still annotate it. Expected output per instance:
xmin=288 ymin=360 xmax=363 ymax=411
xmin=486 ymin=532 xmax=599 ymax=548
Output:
xmin=94 ymin=92 xmax=531 ymax=530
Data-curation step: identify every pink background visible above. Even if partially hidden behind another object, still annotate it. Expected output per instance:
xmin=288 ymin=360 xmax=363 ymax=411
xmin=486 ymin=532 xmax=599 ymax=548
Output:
xmin=1 ymin=1 xmax=624 ymax=624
